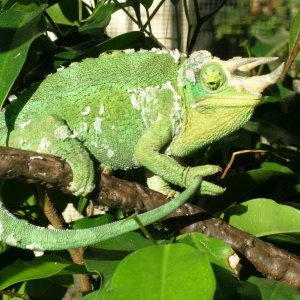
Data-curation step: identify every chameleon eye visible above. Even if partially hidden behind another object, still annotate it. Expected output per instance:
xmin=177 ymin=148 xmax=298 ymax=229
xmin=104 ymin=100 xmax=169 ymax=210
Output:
xmin=200 ymin=63 xmax=226 ymax=91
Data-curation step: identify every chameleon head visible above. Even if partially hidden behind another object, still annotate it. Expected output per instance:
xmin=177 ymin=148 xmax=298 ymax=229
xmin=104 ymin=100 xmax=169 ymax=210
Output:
xmin=169 ymin=51 xmax=283 ymax=156
xmin=180 ymin=50 xmax=284 ymax=109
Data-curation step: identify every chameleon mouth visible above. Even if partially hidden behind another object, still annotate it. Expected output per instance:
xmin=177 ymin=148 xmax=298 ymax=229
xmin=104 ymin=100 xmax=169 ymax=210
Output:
xmin=191 ymin=97 xmax=261 ymax=109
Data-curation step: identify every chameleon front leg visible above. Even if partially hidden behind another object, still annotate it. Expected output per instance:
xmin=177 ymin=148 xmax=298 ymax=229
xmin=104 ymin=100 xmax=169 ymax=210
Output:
xmin=135 ymin=116 xmax=224 ymax=196
xmin=8 ymin=114 xmax=95 ymax=196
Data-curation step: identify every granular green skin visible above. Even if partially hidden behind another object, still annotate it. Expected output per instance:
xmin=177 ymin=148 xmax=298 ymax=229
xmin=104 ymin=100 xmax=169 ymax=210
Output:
xmin=2 ymin=51 xmax=180 ymax=170
xmin=0 ymin=49 xmax=280 ymax=250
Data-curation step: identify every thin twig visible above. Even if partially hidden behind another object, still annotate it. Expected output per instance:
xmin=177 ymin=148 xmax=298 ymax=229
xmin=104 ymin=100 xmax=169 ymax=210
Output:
xmin=183 ymin=0 xmax=192 ymax=54
xmin=112 ymin=0 xmax=165 ymax=48
xmin=221 ymin=150 xmax=268 ymax=179
xmin=280 ymin=28 xmax=300 ymax=81
xmin=0 ymin=290 xmax=29 ymax=299
xmin=35 ymin=186 xmax=93 ymax=294
xmin=143 ymin=0 xmax=165 ymax=28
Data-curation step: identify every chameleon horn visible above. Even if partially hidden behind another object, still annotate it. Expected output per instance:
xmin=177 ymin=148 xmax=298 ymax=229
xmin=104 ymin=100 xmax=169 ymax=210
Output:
xmin=243 ymin=63 xmax=284 ymax=93
xmin=238 ymin=57 xmax=278 ymax=72
xmin=225 ymin=57 xmax=278 ymax=72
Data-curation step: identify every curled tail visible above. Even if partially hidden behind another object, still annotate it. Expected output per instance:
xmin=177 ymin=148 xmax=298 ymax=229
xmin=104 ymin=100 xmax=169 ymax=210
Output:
xmin=0 ymin=177 xmax=202 ymax=251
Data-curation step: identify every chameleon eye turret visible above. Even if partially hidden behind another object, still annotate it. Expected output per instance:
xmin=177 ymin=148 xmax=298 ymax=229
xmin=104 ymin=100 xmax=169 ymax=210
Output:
xmin=200 ymin=63 xmax=226 ymax=91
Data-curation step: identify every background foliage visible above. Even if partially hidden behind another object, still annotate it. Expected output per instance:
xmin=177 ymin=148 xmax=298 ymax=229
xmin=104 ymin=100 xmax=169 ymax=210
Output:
xmin=0 ymin=0 xmax=299 ymax=299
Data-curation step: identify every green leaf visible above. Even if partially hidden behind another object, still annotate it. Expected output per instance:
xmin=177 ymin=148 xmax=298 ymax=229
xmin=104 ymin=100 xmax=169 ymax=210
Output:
xmin=25 ymin=278 xmax=68 ymax=300
xmin=82 ymin=290 xmax=101 ymax=300
xmin=245 ymin=120 xmax=300 ymax=147
xmin=72 ymin=214 xmax=116 ymax=229
xmin=251 ymin=26 xmax=289 ymax=57
xmin=0 ymin=6 xmax=46 ymax=106
xmin=84 ymin=230 xmax=166 ymax=289
xmin=206 ymin=162 xmax=295 ymax=213
xmin=77 ymin=196 xmax=88 ymax=213
xmin=90 ymin=30 xmax=145 ymax=52
xmin=84 ymin=247 xmax=128 ymax=289
xmin=137 ymin=0 xmax=153 ymax=9
xmin=91 ymin=231 xmax=156 ymax=251
xmin=101 ymin=244 xmax=216 ymax=300
xmin=46 ymin=0 xmax=79 ymax=26
xmin=2 ymin=0 xmax=39 ymax=11
xmin=0 ymin=254 xmax=72 ymax=290
xmin=221 ymin=198 xmax=300 ymax=237
xmin=289 ymin=10 xmax=300 ymax=51
xmin=177 ymin=233 xmax=238 ymax=300
xmin=54 ymin=31 xmax=146 ymax=63
xmin=238 ymin=276 xmax=300 ymax=300
xmin=79 ymin=2 xmax=116 ymax=33
xmin=177 ymin=232 xmax=234 ymax=271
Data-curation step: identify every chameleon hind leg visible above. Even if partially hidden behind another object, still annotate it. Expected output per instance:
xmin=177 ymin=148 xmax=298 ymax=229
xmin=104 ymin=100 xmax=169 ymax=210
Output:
xmin=8 ymin=114 xmax=95 ymax=196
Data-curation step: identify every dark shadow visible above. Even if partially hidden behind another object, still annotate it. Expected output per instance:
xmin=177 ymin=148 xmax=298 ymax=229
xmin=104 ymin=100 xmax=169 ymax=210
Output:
xmin=0 ymin=9 xmax=45 ymax=52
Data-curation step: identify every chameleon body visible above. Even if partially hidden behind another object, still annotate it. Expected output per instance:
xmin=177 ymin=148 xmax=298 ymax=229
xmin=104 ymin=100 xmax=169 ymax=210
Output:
xmin=0 ymin=49 xmax=283 ymax=251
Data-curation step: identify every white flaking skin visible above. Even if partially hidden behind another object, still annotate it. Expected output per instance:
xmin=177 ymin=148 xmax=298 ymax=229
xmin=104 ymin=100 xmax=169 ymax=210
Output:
xmin=54 ymin=126 xmax=69 ymax=141
xmin=6 ymin=234 xmax=18 ymax=246
xmin=38 ymin=137 xmax=51 ymax=152
xmin=107 ymin=149 xmax=114 ymax=159
xmin=82 ymin=106 xmax=91 ymax=116
xmin=99 ymin=103 xmax=105 ymax=115
xmin=0 ymin=222 xmax=3 ymax=237
xmin=19 ymin=120 xmax=31 ymax=129
xmin=94 ymin=117 xmax=103 ymax=136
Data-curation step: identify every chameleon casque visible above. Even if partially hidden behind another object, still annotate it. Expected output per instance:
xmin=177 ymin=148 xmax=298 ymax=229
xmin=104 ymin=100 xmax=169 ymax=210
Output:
xmin=0 ymin=49 xmax=283 ymax=251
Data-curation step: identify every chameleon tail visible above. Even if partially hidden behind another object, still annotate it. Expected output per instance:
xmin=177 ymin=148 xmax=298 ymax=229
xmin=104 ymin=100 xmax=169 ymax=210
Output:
xmin=0 ymin=177 xmax=201 ymax=251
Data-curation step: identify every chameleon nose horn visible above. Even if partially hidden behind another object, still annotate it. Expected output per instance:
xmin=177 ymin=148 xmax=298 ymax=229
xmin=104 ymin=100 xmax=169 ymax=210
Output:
xmin=242 ymin=62 xmax=284 ymax=93
xmin=224 ymin=56 xmax=279 ymax=72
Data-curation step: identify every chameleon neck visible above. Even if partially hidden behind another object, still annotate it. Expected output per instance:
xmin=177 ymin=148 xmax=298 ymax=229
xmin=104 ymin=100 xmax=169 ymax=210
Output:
xmin=169 ymin=105 xmax=255 ymax=156
xmin=0 ymin=177 xmax=201 ymax=251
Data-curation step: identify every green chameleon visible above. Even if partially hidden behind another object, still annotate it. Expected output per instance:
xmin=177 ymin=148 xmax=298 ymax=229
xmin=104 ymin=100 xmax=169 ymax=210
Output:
xmin=0 ymin=49 xmax=283 ymax=251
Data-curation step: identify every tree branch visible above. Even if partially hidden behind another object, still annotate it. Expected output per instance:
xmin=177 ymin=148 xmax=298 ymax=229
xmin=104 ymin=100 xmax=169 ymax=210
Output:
xmin=0 ymin=146 xmax=299 ymax=289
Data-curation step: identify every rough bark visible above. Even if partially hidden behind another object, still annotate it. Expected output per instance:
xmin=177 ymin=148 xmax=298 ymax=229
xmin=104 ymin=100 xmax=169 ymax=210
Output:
xmin=0 ymin=146 xmax=299 ymax=289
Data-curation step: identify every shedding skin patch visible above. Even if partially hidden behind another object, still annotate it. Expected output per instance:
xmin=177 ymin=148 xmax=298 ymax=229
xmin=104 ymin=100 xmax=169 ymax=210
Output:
xmin=99 ymin=103 xmax=105 ymax=115
xmin=54 ymin=125 xmax=69 ymax=141
xmin=20 ymin=139 xmax=28 ymax=146
xmin=107 ymin=149 xmax=114 ymax=159
xmin=70 ymin=130 xmax=78 ymax=139
xmin=123 ymin=48 xmax=135 ymax=54
xmin=26 ymin=243 xmax=44 ymax=251
xmin=185 ymin=69 xmax=196 ymax=84
xmin=82 ymin=106 xmax=91 ymax=116
xmin=0 ymin=222 xmax=3 ymax=237
xmin=34 ymin=250 xmax=45 ymax=257
xmin=161 ymin=81 xmax=183 ymax=137
xmin=130 ymin=93 xmax=140 ymax=109
xmin=19 ymin=120 xmax=31 ymax=129
xmin=6 ymin=234 xmax=18 ymax=246
xmin=127 ymin=85 xmax=160 ymax=128
xmin=94 ymin=117 xmax=103 ymax=136
xmin=170 ymin=49 xmax=183 ymax=64
xmin=38 ymin=138 xmax=51 ymax=152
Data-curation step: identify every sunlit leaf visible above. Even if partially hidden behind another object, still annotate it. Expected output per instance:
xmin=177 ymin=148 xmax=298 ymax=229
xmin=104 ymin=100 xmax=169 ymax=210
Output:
xmin=222 ymin=198 xmax=300 ymax=237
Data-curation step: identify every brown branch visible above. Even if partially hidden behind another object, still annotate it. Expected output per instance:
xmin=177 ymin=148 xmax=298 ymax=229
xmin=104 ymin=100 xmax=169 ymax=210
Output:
xmin=0 ymin=146 xmax=299 ymax=288
xmin=0 ymin=147 xmax=72 ymax=192
xmin=35 ymin=187 xmax=93 ymax=295
xmin=280 ymin=27 xmax=300 ymax=82
xmin=0 ymin=290 xmax=29 ymax=299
